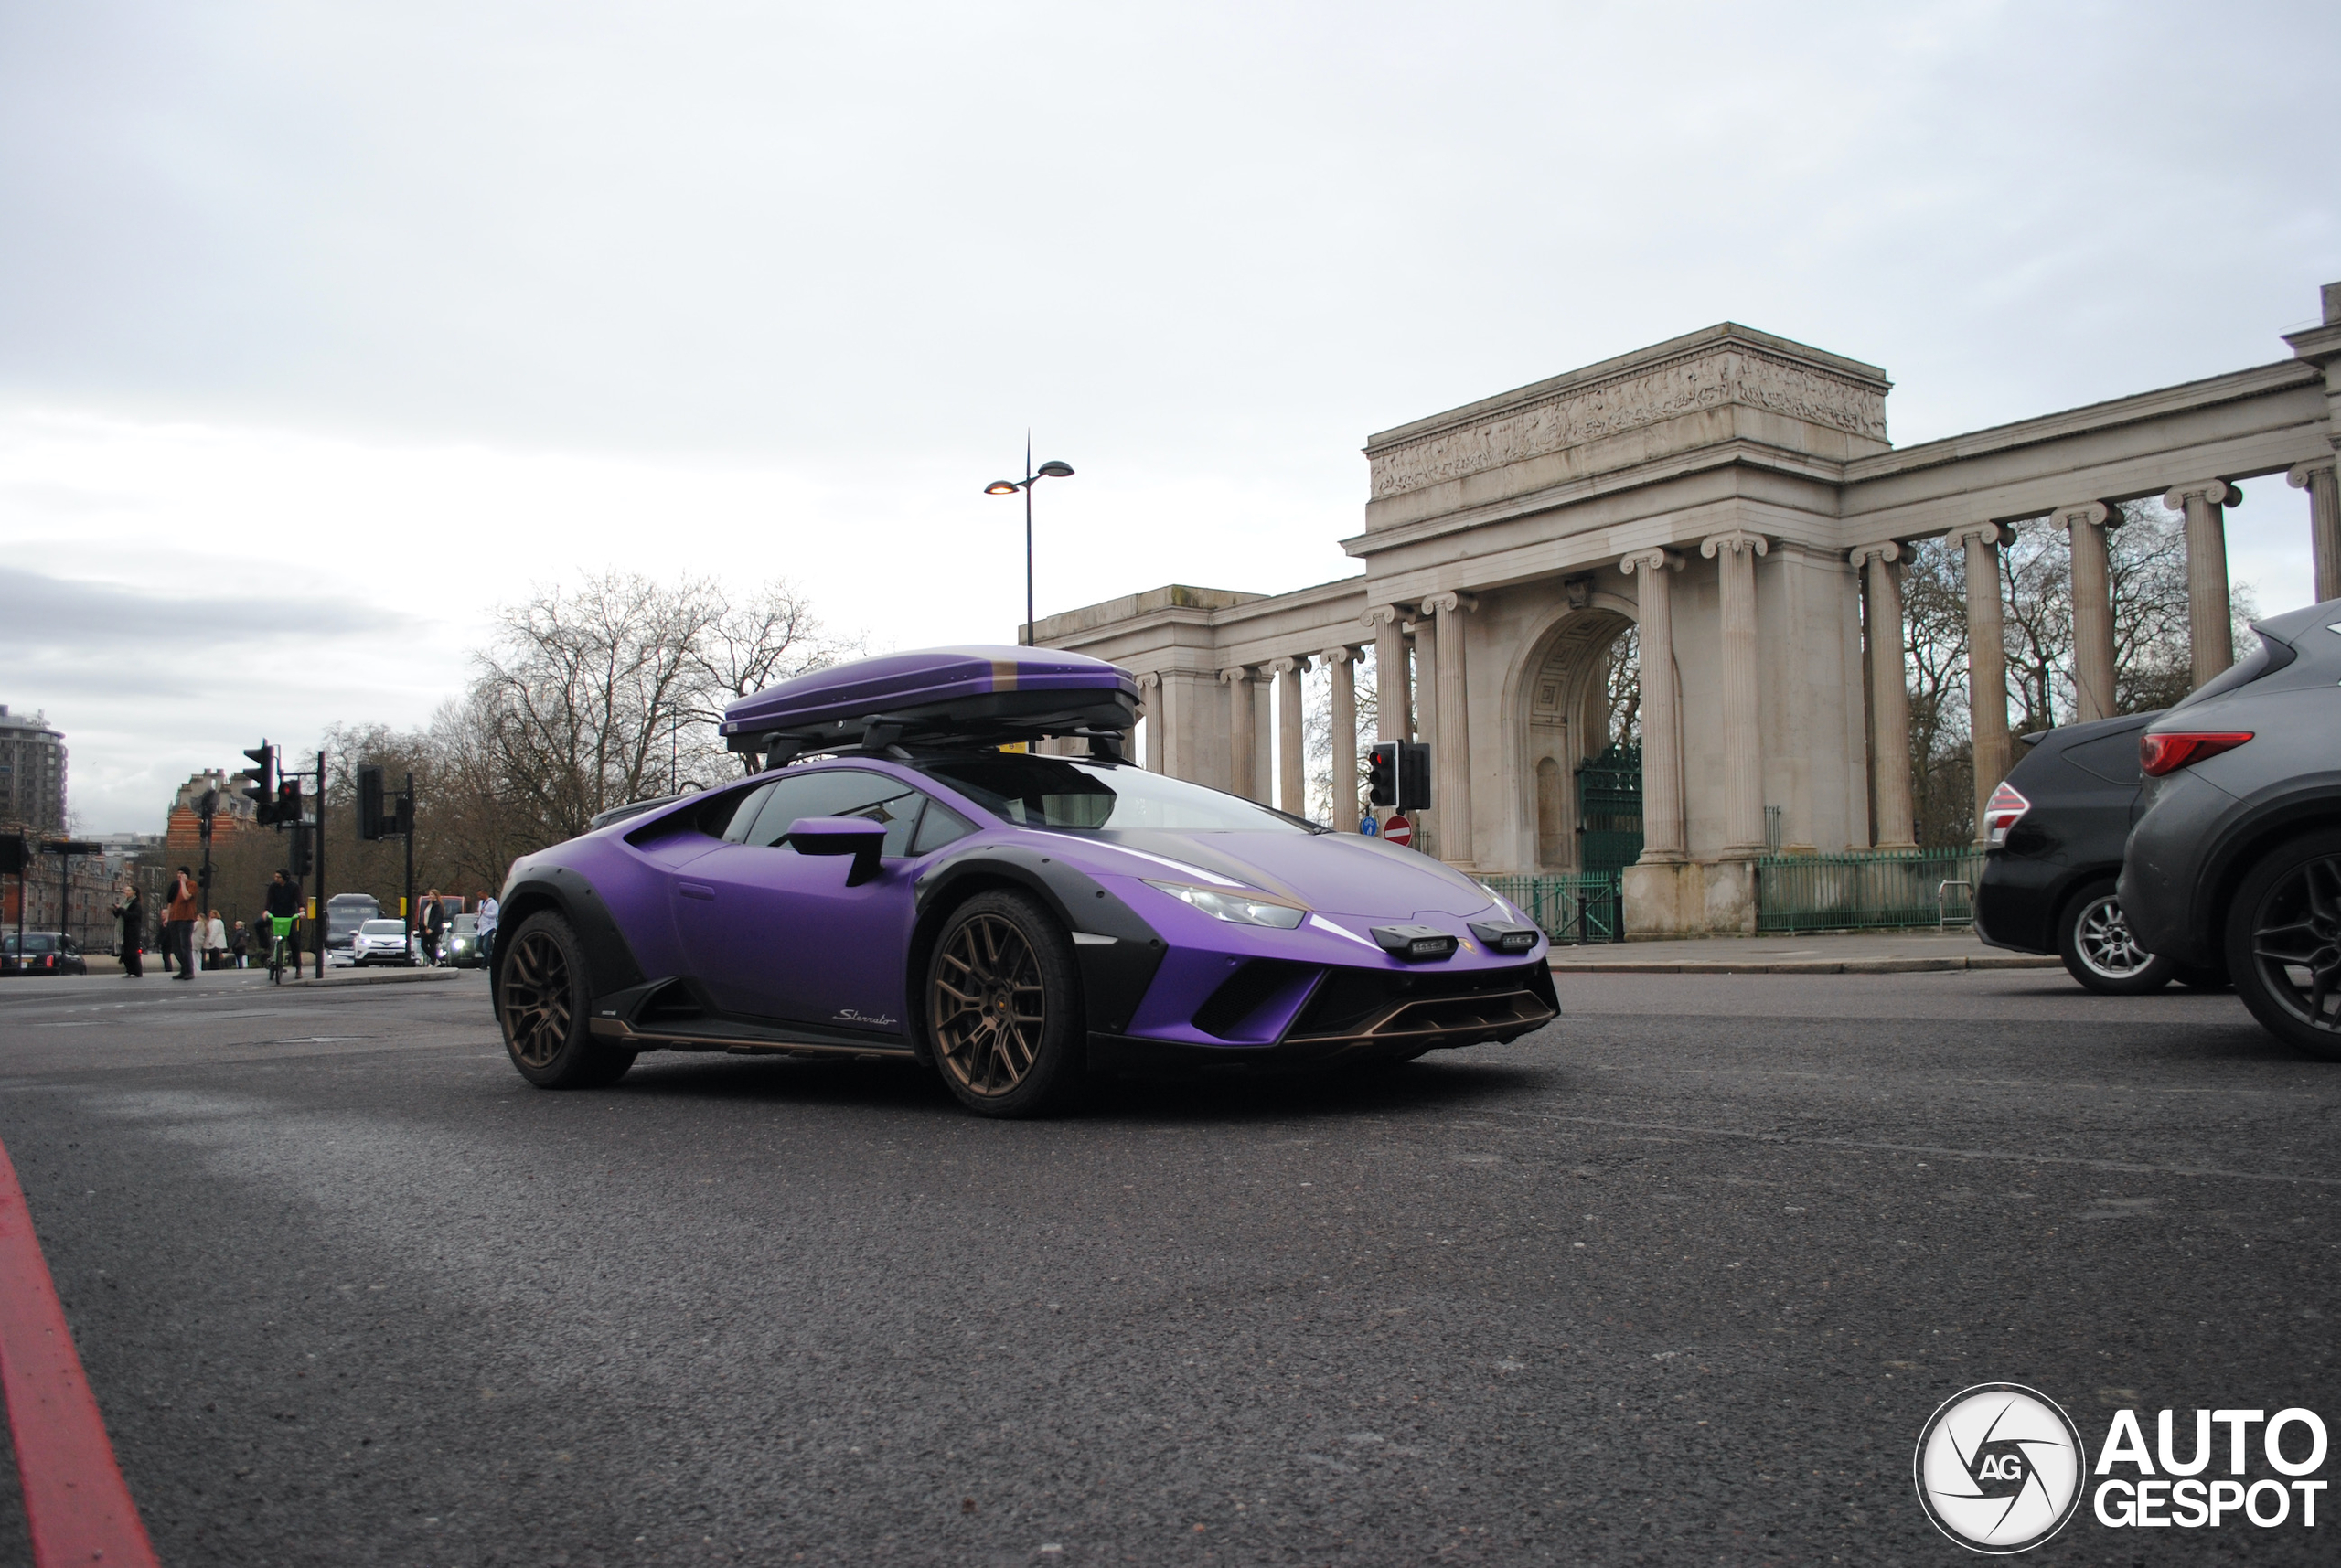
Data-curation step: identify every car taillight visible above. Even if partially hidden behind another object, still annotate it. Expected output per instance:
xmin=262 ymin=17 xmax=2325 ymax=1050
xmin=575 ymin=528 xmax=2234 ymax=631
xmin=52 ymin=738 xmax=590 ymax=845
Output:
xmin=1983 ymin=781 xmax=2029 ymax=846
xmin=2139 ymin=731 xmax=2253 ymax=777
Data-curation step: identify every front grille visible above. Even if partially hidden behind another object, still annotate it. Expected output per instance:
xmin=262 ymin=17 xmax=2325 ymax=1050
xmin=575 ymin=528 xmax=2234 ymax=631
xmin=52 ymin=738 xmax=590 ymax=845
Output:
xmin=1289 ymin=962 xmax=1555 ymax=1042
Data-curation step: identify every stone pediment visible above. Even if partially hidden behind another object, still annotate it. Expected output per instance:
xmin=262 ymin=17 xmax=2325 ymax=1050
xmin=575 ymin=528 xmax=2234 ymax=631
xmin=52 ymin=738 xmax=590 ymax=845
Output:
xmin=1363 ymin=324 xmax=1891 ymax=507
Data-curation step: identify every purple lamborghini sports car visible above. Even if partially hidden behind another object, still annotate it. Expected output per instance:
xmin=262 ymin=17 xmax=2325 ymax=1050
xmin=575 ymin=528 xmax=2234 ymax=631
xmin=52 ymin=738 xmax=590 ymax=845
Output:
xmin=487 ymin=645 xmax=1555 ymax=1116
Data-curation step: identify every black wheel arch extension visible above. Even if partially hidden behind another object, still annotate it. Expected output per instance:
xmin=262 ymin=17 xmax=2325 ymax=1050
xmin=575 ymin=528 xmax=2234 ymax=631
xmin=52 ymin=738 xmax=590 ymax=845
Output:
xmin=489 ymin=867 xmax=648 ymax=1019
xmin=908 ymin=843 xmax=1168 ymax=1037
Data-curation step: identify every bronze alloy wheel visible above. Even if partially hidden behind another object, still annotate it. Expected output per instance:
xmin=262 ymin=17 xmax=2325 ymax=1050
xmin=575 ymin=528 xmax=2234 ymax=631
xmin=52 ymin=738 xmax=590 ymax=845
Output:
xmin=926 ymin=917 xmax=1048 ymax=1100
xmin=502 ymin=926 xmax=575 ymax=1070
xmin=931 ymin=912 xmax=1048 ymax=1097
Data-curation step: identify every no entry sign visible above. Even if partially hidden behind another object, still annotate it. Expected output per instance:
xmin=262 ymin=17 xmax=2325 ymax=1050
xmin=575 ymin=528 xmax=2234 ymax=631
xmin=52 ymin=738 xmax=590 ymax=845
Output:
xmin=1382 ymin=814 xmax=1412 ymax=848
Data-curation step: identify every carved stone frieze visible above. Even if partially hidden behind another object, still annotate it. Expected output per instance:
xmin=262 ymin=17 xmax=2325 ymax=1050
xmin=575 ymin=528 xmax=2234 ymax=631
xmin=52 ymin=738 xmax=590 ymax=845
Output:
xmin=1367 ymin=346 xmax=1890 ymax=500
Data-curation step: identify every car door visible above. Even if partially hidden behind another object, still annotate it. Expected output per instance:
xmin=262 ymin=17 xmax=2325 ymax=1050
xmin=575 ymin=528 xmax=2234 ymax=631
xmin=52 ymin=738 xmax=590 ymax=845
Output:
xmin=668 ymin=768 xmax=936 ymax=1034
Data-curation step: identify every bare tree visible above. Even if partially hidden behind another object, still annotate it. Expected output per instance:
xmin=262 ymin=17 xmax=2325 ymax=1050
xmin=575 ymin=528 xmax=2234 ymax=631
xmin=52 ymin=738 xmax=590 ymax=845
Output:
xmin=1303 ymin=649 xmax=1379 ymax=824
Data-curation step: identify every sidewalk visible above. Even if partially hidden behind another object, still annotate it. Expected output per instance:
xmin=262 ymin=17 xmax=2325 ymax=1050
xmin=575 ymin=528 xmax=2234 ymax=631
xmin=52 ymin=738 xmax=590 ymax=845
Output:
xmin=1546 ymin=928 xmax=2059 ymax=975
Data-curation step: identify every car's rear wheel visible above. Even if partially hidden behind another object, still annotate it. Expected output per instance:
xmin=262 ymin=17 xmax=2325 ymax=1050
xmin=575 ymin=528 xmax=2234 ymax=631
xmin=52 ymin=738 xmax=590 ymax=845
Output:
xmin=924 ymin=891 xmax=1085 ymax=1118
xmin=2224 ymin=828 xmax=2341 ymax=1061
xmin=497 ymin=911 xmax=636 ymax=1088
xmin=2058 ymin=882 xmax=2174 ymax=995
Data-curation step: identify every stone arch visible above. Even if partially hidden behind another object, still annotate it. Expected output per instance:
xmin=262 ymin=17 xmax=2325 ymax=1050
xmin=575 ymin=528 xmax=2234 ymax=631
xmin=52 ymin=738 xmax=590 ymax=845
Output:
xmin=1497 ymin=591 xmax=1640 ymax=872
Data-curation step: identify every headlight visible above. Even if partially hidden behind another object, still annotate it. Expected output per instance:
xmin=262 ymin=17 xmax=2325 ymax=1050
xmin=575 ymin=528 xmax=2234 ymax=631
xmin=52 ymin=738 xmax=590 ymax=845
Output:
xmin=1142 ymin=880 xmax=1305 ymax=929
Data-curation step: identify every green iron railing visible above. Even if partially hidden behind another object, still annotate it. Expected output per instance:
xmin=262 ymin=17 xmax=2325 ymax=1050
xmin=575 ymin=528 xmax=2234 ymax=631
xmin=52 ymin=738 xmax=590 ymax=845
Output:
xmin=1480 ymin=872 xmax=1625 ymax=945
xmin=1755 ymin=848 xmax=1986 ymax=933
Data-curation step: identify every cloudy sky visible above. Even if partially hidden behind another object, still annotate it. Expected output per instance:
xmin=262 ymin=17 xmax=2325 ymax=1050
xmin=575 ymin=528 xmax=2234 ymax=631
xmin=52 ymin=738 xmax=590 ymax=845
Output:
xmin=4 ymin=0 xmax=2335 ymax=834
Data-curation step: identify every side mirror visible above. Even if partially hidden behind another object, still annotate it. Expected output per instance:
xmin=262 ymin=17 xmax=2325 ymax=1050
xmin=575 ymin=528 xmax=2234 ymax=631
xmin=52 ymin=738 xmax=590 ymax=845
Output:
xmin=785 ymin=816 xmax=887 ymax=886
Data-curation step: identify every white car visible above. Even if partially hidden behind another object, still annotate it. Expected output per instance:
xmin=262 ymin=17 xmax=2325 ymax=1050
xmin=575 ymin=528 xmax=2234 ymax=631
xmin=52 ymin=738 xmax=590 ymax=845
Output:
xmin=349 ymin=919 xmax=417 ymax=967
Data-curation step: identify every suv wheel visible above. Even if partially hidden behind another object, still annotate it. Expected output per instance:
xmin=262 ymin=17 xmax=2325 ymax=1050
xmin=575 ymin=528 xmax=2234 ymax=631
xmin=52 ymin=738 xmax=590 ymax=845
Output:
xmin=2058 ymin=882 xmax=2175 ymax=996
xmin=2225 ymin=829 xmax=2341 ymax=1061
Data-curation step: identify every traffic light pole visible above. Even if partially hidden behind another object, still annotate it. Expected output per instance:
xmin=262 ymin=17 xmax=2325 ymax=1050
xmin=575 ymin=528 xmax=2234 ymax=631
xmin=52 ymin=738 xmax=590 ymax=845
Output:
xmin=402 ymin=771 xmax=414 ymax=947
xmin=315 ymin=749 xmax=327 ymax=971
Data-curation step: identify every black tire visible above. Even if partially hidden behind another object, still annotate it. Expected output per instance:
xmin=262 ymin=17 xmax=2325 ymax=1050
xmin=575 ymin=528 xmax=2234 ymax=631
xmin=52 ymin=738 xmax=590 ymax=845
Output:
xmin=497 ymin=911 xmax=637 ymax=1088
xmin=923 ymin=890 xmax=1085 ymax=1118
xmin=2057 ymin=882 xmax=2175 ymax=996
xmin=2223 ymin=828 xmax=2341 ymax=1061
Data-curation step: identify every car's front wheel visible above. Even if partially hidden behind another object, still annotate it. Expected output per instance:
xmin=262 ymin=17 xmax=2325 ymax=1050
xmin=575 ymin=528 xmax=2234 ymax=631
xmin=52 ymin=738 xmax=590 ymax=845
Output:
xmin=2058 ymin=882 xmax=2174 ymax=996
xmin=497 ymin=911 xmax=637 ymax=1088
xmin=2225 ymin=828 xmax=2341 ymax=1061
xmin=924 ymin=891 xmax=1085 ymax=1118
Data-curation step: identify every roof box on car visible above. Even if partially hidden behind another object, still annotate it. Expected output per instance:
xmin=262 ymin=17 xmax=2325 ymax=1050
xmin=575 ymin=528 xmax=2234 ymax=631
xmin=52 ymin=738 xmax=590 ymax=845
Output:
xmin=722 ymin=645 xmax=1139 ymax=763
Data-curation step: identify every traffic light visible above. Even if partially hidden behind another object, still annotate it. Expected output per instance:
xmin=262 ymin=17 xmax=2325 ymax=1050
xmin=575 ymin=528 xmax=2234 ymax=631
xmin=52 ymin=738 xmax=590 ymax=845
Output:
xmin=198 ymin=787 xmax=219 ymax=822
xmin=0 ymin=834 xmax=23 ymax=875
xmin=358 ymin=765 xmax=387 ymax=840
xmin=1366 ymin=741 xmax=1431 ymax=811
xmin=276 ymin=778 xmax=303 ymax=827
xmin=1397 ymin=741 xmax=1431 ymax=813
xmin=241 ymin=743 xmax=276 ymax=824
xmin=289 ymin=826 xmax=313 ymax=879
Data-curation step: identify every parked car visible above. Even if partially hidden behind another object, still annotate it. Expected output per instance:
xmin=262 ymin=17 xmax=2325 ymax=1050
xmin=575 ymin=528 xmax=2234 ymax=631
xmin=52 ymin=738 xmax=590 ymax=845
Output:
xmin=444 ymin=913 xmax=485 ymax=967
xmin=325 ymin=893 xmax=383 ymax=966
xmin=2120 ymin=600 xmax=2341 ymax=1058
xmin=490 ymin=645 xmax=1555 ymax=1116
xmin=1974 ymin=710 xmax=2226 ymax=995
xmin=349 ymin=918 xmax=417 ymax=967
xmin=2 ymin=932 xmax=88 ymax=976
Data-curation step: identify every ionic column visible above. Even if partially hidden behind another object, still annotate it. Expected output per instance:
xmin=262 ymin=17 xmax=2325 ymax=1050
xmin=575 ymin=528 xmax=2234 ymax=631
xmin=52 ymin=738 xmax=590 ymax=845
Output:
xmin=1617 ymin=549 xmax=1684 ymax=859
xmin=1852 ymin=541 xmax=1917 ymax=849
xmin=1219 ymin=666 xmax=1257 ymax=800
xmin=1949 ymin=521 xmax=2016 ymax=845
xmin=1408 ymin=613 xmax=1438 ymax=755
xmin=1364 ymin=605 xmax=1411 ymax=741
xmin=1420 ymin=592 xmax=1477 ymax=868
xmin=1320 ymin=645 xmax=1360 ymax=832
xmin=1135 ymin=673 xmax=1164 ymax=773
xmin=1700 ymin=531 xmax=1769 ymax=853
xmin=2165 ymin=479 xmax=2239 ymax=688
xmin=2056 ymin=501 xmax=2119 ymax=722
xmin=2289 ymin=457 xmax=2341 ymax=603
xmin=1268 ymin=655 xmax=1310 ymax=816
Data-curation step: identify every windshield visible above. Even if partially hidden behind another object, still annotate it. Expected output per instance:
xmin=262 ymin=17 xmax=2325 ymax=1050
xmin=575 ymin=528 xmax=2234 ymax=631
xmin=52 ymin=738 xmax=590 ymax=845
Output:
xmin=917 ymin=756 xmax=1314 ymax=833
xmin=360 ymin=920 xmax=405 ymax=935
xmin=5 ymin=934 xmax=59 ymax=955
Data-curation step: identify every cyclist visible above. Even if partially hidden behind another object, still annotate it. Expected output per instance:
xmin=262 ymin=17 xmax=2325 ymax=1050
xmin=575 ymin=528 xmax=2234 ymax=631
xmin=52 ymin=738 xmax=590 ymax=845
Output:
xmin=264 ymin=870 xmax=303 ymax=980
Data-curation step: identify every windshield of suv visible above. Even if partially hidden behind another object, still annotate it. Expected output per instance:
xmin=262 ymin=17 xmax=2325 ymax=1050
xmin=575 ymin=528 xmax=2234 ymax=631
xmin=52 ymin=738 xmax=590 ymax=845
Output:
xmin=917 ymin=756 xmax=1315 ymax=833
xmin=359 ymin=920 xmax=405 ymax=936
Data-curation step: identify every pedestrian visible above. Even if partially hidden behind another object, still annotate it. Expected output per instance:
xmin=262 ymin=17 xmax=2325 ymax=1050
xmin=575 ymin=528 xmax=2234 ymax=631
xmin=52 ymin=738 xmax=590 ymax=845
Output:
xmin=165 ymin=867 xmax=199 ymax=982
xmin=203 ymin=909 xmax=228 ymax=971
xmin=475 ymin=891 xmax=499 ymax=975
xmin=114 ymin=883 xmax=144 ymax=978
xmin=420 ymin=888 xmax=447 ymax=966
xmin=230 ymin=920 xmax=249 ymax=969
xmin=263 ymin=870 xmax=302 ymax=979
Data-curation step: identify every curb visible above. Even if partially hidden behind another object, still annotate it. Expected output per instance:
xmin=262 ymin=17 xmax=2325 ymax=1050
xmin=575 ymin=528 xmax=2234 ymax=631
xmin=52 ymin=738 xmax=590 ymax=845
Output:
xmin=1548 ymin=955 xmax=2061 ymax=975
xmin=283 ymin=967 xmax=471 ymax=989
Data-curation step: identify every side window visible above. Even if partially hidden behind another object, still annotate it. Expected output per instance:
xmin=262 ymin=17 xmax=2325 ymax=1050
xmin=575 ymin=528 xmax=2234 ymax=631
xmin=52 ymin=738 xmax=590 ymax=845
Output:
xmin=743 ymin=770 xmax=922 ymax=852
xmin=910 ymin=799 xmax=978 ymax=856
xmin=716 ymin=782 xmax=777 ymax=842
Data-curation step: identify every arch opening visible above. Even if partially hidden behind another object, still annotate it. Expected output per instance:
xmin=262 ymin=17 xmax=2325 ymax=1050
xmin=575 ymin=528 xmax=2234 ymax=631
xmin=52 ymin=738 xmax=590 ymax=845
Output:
xmin=1520 ymin=609 xmax=1642 ymax=872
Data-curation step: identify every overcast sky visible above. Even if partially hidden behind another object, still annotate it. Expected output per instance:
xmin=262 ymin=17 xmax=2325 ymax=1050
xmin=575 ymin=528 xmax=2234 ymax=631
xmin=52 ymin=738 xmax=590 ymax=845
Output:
xmin=4 ymin=0 xmax=2336 ymax=834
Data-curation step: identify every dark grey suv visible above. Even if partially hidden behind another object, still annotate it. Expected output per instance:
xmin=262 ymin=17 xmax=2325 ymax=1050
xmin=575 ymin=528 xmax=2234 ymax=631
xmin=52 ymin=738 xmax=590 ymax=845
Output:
xmin=2119 ymin=598 xmax=2341 ymax=1058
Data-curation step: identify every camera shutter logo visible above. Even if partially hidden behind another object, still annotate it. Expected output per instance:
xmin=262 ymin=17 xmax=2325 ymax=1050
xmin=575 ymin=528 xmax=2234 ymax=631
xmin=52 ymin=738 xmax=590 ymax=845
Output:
xmin=1913 ymin=1383 xmax=2088 ymax=1553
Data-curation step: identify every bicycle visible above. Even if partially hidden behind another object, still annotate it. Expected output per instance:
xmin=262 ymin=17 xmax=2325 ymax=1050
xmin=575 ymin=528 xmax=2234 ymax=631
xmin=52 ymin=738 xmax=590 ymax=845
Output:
xmin=267 ymin=914 xmax=297 ymax=985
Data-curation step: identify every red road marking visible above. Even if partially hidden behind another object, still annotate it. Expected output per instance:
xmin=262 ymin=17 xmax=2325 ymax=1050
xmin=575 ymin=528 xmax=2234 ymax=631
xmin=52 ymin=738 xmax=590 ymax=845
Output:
xmin=0 ymin=1136 xmax=161 ymax=1568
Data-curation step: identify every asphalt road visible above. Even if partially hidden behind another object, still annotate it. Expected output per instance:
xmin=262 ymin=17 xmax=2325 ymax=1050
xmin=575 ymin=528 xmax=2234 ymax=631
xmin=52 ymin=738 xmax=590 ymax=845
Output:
xmin=0 ymin=965 xmax=2333 ymax=1566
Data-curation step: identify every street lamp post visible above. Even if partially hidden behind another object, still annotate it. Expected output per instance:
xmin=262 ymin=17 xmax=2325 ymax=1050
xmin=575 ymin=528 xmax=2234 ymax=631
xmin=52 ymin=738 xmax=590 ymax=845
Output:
xmin=985 ymin=439 xmax=1074 ymax=645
